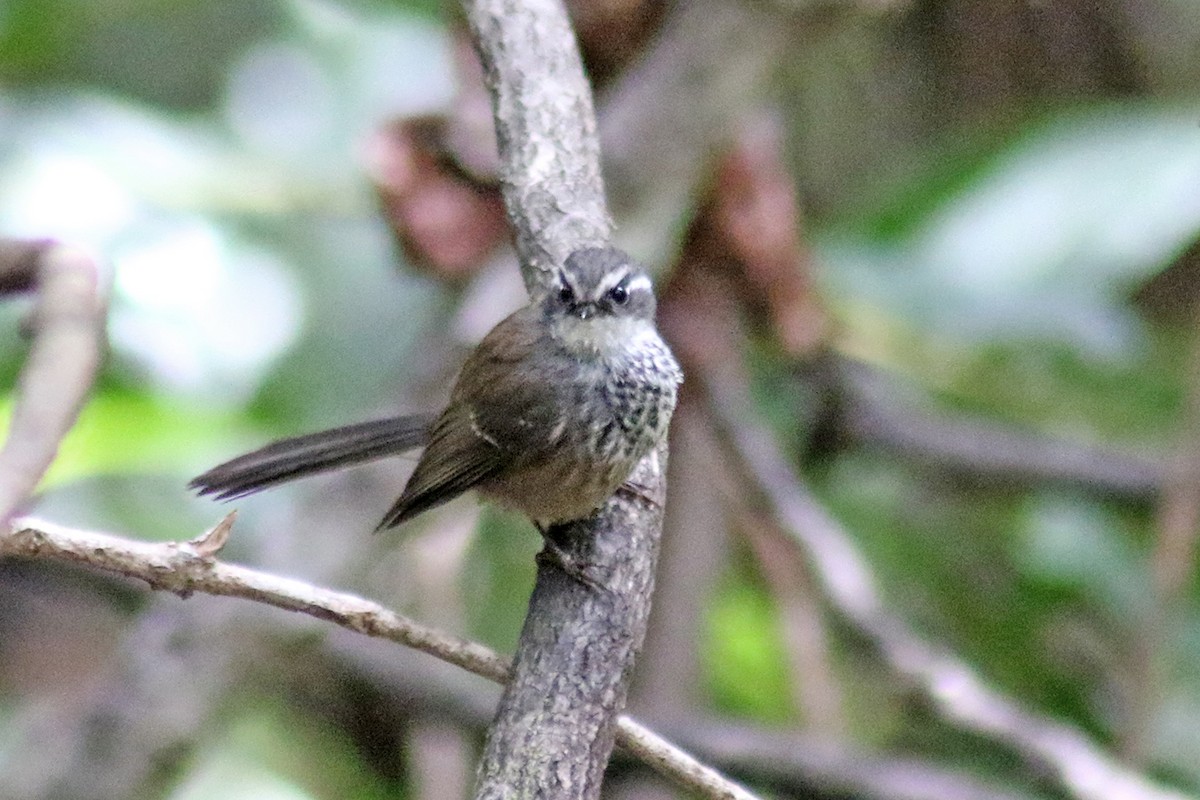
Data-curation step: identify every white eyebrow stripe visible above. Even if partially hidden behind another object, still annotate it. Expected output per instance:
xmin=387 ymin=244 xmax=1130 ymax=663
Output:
xmin=594 ymin=269 xmax=629 ymax=298
xmin=625 ymin=274 xmax=652 ymax=294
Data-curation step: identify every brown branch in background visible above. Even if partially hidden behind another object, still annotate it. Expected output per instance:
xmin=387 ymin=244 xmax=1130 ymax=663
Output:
xmin=649 ymin=118 xmax=848 ymax=741
xmin=619 ymin=400 xmax=728 ymax=800
xmin=0 ymin=238 xmax=53 ymax=295
xmin=0 ymin=517 xmax=760 ymax=800
xmin=840 ymin=360 xmax=1162 ymax=501
xmin=697 ymin=368 xmax=1195 ymax=800
xmin=598 ymin=0 xmax=789 ymax=270
xmin=711 ymin=116 xmax=830 ymax=358
xmin=630 ymin=396 xmax=730 ymax=724
xmin=1129 ymin=307 xmax=1200 ymax=761
xmin=736 ymin=508 xmax=846 ymax=733
xmin=701 ymin=119 xmax=1163 ymax=506
xmin=668 ymin=719 xmax=1038 ymax=800
xmin=364 ymin=116 xmax=509 ymax=282
xmin=690 ymin=118 xmax=846 ymax=734
xmin=626 ymin=115 xmax=830 ymax=746
xmin=0 ymin=240 xmax=106 ymax=522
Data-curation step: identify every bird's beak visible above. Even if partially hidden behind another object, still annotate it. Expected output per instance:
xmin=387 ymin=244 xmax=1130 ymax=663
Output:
xmin=574 ymin=303 xmax=595 ymax=320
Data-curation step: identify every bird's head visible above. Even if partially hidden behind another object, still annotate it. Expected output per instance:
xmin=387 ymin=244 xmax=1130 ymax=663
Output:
xmin=543 ymin=247 xmax=658 ymax=355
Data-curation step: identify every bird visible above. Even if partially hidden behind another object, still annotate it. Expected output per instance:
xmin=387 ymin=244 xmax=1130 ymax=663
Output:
xmin=190 ymin=246 xmax=683 ymax=534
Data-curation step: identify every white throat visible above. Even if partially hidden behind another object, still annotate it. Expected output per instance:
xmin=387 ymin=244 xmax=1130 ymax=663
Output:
xmin=552 ymin=314 xmax=654 ymax=358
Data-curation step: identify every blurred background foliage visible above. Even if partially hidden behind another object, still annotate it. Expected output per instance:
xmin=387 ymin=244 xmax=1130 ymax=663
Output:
xmin=2 ymin=0 xmax=1200 ymax=798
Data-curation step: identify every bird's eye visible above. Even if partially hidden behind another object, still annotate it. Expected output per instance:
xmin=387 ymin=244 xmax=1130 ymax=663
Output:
xmin=608 ymin=284 xmax=629 ymax=304
xmin=558 ymin=284 xmax=575 ymax=303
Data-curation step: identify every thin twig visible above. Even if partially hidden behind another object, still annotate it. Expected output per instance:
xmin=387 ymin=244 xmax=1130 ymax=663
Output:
xmin=617 ymin=723 xmax=758 ymax=800
xmin=0 ymin=517 xmax=760 ymax=800
xmin=841 ymin=360 xmax=1161 ymax=501
xmin=698 ymin=370 xmax=1195 ymax=800
xmin=0 ymin=243 xmax=106 ymax=522
xmin=1135 ymin=310 xmax=1200 ymax=759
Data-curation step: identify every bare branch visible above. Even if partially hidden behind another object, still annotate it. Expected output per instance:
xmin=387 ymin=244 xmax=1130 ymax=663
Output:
xmin=0 ymin=517 xmax=760 ymax=800
xmin=698 ymin=371 xmax=1196 ymax=800
xmin=617 ymin=721 xmax=758 ymax=800
xmin=471 ymin=446 xmax=677 ymax=800
xmin=0 ymin=243 xmax=106 ymax=522
xmin=841 ymin=360 xmax=1162 ymax=501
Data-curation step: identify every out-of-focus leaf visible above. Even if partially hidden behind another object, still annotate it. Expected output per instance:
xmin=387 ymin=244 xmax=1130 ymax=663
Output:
xmin=0 ymin=94 xmax=312 ymax=400
xmin=822 ymin=104 xmax=1200 ymax=358
xmin=1015 ymin=492 xmax=1150 ymax=620
xmin=463 ymin=506 xmax=539 ymax=653
xmin=0 ymin=0 xmax=280 ymax=109
xmin=704 ymin=575 xmax=796 ymax=723
xmin=0 ymin=3 xmax=455 ymax=420
xmin=172 ymin=761 xmax=315 ymax=800
xmin=0 ymin=392 xmax=247 ymax=487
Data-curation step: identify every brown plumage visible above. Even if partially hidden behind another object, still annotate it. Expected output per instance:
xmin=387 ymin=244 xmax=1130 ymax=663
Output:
xmin=191 ymin=247 xmax=682 ymax=530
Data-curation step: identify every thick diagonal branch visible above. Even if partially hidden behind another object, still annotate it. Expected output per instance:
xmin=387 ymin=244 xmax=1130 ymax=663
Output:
xmin=456 ymin=1 xmax=688 ymax=798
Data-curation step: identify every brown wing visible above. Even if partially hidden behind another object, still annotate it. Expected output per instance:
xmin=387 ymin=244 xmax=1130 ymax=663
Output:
xmin=376 ymin=309 xmax=532 ymax=528
xmin=456 ymin=305 xmax=576 ymax=458
xmin=377 ymin=402 xmax=505 ymax=529
xmin=378 ymin=306 xmax=577 ymax=529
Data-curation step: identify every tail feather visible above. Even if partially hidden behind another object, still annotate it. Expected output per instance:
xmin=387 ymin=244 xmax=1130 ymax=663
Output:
xmin=190 ymin=415 xmax=434 ymax=501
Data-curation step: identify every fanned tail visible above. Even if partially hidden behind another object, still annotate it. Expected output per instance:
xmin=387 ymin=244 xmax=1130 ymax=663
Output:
xmin=190 ymin=415 xmax=434 ymax=501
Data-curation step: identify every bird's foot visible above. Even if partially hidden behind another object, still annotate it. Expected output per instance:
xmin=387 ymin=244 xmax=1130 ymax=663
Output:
xmin=535 ymin=524 xmax=608 ymax=592
xmin=616 ymin=479 xmax=661 ymax=509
